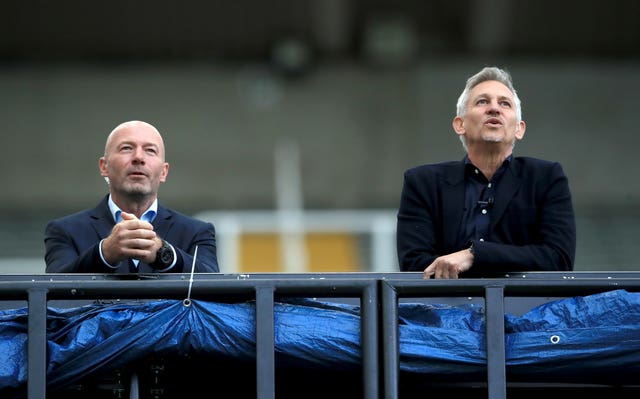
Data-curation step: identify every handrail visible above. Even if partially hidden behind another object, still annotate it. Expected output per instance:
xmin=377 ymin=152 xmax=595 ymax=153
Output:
xmin=2 ymin=272 xmax=640 ymax=398
xmin=0 ymin=273 xmax=380 ymax=399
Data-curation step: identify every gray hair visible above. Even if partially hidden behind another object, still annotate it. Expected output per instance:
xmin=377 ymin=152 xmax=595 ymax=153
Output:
xmin=456 ymin=67 xmax=522 ymax=150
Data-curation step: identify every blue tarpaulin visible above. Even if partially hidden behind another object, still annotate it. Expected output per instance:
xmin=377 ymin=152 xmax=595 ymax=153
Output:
xmin=1 ymin=289 xmax=639 ymax=394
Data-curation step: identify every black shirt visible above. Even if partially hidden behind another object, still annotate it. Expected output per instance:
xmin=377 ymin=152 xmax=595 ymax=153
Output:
xmin=459 ymin=155 xmax=511 ymax=247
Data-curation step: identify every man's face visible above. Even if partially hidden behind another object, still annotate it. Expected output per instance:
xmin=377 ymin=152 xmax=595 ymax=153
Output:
xmin=99 ymin=122 xmax=168 ymax=198
xmin=454 ymin=80 xmax=524 ymax=149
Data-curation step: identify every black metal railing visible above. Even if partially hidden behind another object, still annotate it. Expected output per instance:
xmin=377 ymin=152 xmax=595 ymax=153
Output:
xmin=2 ymin=271 xmax=640 ymax=399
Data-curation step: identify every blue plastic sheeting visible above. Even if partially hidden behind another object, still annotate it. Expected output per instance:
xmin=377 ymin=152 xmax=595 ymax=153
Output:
xmin=1 ymin=289 xmax=640 ymax=394
xmin=505 ymin=289 xmax=640 ymax=383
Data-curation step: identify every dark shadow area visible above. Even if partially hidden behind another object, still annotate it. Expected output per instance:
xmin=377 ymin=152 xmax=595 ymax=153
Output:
xmin=40 ymin=355 xmax=640 ymax=399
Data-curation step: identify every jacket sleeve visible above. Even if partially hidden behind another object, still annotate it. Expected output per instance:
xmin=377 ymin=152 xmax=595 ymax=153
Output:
xmin=396 ymin=168 xmax=441 ymax=272
xmin=44 ymin=220 xmax=117 ymax=273
xmin=163 ymin=220 xmax=220 ymax=273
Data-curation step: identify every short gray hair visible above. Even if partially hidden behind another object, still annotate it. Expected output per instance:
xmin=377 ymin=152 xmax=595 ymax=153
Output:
xmin=456 ymin=66 xmax=522 ymax=120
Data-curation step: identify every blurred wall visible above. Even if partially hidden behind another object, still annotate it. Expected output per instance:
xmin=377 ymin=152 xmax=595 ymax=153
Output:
xmin=1 ymin=60 xmax=638 ymax=214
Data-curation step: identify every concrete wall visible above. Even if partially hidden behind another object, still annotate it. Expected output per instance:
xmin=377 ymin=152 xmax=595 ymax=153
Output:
xmin=2 ymin=59 xmax=638 ymax=212
xmin=1 ymin=58 xmax=639 ymax=271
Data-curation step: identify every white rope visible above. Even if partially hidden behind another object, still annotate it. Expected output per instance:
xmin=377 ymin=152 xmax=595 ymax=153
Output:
xmin=183 ymin=245 xmax=198 ymax=307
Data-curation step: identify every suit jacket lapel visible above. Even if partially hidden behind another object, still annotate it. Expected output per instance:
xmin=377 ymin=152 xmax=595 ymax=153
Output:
xmin=442 ymin=163 xmax=466 ymax=248
xmin=490 ymin=162 xmax=522 ymax=231
xmin=89 ymin=195 xmax=116 ymax=239
xmin=152 ymin=205 xmax=173 ymax=238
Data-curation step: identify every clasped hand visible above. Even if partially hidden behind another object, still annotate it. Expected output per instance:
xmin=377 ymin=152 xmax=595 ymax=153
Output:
xmin=101 ymin=212 xmax=162 ymax=264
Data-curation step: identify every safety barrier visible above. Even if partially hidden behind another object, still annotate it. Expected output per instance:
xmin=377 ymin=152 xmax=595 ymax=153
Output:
xmin=1 ymin=271 xmax=640 ymax=398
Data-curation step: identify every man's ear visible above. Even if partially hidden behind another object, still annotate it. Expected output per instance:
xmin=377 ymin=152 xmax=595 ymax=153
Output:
xmin=160 ymin=162 xmax=169 ymax=183
xmin=99 ymin=157 xmax=108 ymax=177
xmin=515 ymin=120 xmax=526 ymax=140
xmin=452 ymin=116 xmax=465 ymax=135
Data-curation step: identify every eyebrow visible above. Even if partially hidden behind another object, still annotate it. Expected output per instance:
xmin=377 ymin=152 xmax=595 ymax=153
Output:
xmin=118 ymin=140 xmax=159 ymax=147
xmin=473 ymin=92 xmax=513 ymax=103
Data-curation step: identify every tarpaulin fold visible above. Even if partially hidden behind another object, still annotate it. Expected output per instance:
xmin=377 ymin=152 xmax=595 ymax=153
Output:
xmin=1 ymin=289 xmax=639 ymax=394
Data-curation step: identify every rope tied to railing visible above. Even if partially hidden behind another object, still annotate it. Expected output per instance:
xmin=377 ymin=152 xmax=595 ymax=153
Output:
xmin=183 ymin=245 xmax=198 ymax=307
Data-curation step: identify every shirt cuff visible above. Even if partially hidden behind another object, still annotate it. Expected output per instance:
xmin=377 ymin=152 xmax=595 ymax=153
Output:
xmin=98 ymin=239 xmax=119 ymax=269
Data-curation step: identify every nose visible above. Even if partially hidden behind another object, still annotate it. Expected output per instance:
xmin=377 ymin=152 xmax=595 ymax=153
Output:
xmin=487 ymin=99 xmax=501 ymax=114
xmin=132 ymin=147 xmax=146 ymax=164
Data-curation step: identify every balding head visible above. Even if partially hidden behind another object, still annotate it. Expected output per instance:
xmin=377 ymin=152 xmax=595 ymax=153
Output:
xmin=104 ymin=120 xmax=165 ymax=159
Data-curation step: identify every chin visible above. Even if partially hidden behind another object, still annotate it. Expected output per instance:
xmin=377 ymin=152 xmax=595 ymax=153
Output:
xmin=481 ymin=136 xmax=504 ymax=144
xmin=124 ymin=185 xmax=152 ymax=196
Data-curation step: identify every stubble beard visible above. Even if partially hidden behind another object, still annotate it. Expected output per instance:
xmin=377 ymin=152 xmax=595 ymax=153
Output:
xmin=120 ymin=181 xmax=154 ymax=201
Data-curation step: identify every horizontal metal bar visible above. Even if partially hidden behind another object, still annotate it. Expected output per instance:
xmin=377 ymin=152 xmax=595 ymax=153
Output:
xmin=4 ymin=272 xmax=640 ymax=399
xmin=0 ymin=278 xmax=383 ymax=300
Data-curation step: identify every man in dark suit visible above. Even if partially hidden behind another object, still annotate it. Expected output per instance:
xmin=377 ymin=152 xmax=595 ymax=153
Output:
xmin=45 ymin=120 xmax=219 ymax=273
xmin=396 ymin=67 xmax=575 ymax=279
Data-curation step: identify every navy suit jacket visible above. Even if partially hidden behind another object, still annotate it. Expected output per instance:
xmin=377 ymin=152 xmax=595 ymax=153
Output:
xmin=396 ymin=157 xmax=576 ymax=277
xmin=45 ymin=195 xmax=219 ymax=273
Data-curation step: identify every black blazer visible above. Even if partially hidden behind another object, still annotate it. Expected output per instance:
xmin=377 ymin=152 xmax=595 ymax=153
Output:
xmin=396 ymin=157 xmax=576 ymax=277
xmin=44 ymin=195 xmax=219 ymax=273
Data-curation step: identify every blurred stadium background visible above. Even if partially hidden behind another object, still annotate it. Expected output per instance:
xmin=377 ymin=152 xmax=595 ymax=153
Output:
xmin=1 ymin=0 xmax=638 ymax=273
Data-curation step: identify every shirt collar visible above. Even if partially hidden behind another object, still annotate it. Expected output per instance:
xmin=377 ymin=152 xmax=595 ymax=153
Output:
xmin=463 ymin=154 xmax=513 ymax=175
xmin=108 ymin=195 xmax=158 ymax=223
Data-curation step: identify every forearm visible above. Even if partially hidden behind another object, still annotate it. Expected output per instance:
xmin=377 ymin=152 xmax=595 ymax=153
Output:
xmin=161 ymin=224 xmax=219 ymax=273
xmin=45 ymin=242 xmax=115 ymax=273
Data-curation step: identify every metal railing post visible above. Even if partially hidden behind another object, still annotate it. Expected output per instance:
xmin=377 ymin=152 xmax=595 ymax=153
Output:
xmin=28 ymin=288 xmax=48 ymax=399
xmin=485 ymin=285 xmax=506 ymax=399
xmin=361 ymin=281 xmax=379 ymax=399
xmin=381 ymin=281 xmax=399 ymax=399
xmin=255 ymin=285 xmax=275 ymax=399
